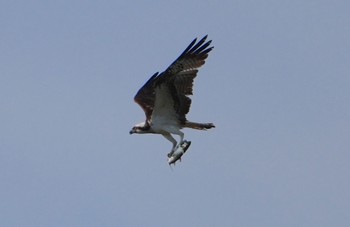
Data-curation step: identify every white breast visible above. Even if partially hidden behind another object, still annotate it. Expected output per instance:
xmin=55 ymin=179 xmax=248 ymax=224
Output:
xmin=151 ymin=84 xmax=179 ymax=133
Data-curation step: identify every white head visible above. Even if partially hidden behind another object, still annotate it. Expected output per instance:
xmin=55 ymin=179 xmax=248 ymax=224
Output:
xmin=129 ymin=122 xmax=150 ymax=134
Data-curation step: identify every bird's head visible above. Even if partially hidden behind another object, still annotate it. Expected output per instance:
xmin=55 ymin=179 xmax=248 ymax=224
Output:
xmin=129 ymin=122 xmax=149 ymax=134
xmin=129 ymin=126 xmax=140 ymax=134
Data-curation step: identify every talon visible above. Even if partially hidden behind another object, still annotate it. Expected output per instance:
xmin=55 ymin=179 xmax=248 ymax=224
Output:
xmin=167 ymin=148 xmax=176 ymax=157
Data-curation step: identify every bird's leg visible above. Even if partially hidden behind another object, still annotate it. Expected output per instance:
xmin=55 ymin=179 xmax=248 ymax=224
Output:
xmin=162 ymin=133 xmax=177 ymax=157
xmin=175 ymin=131 xmax=186 ymax=146
xmin=169 ymin=143 xmax=177 ymax=158
xmin=178 ymin=131 xmax=184 ymax=145
xmin=170 ymin=131 xmax=185 ymax=156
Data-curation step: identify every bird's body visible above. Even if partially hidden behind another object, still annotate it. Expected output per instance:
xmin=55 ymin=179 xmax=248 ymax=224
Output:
xmin=130 ymin=36 xmax=215 ymax=160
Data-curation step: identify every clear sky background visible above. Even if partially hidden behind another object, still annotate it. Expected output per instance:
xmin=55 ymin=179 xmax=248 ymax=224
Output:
xmin=1 ymin=0 xmax=350 ymax=226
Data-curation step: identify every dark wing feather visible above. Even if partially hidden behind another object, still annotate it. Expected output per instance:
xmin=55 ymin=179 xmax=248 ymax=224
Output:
xmin=172 ymin=70 xmax=197 ymax=122
xmin=133 ymin=36 xmax=213 ymax=123
xmin=134 ymin=72 xmax=159 ymax=120
xmin=156 ymin=35 xmax=213 ymax=123
xmin=164 ymin=35 xmax=213 ymax=76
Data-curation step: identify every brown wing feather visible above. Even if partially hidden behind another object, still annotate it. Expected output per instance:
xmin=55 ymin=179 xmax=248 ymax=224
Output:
xmin=133 ymin=36 xmax=213 ymax=123
xmin=173 ymin=70 xmax=197 ymax=122
xmin=158 ymin=36 xmax=213 ymax=123
xmin=134 ymin=72 xmax=159 ymax=120
xmin=165 ymin=35 xmax=213 ymax=76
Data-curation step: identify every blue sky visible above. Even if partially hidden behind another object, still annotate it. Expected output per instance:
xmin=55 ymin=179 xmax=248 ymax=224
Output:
xmin=1 ymin=0 xmax=350 ymax=226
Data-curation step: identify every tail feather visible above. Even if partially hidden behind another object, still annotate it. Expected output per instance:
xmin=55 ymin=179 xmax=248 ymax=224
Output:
xmin=184 ymin=121 xmax=215 ymax=130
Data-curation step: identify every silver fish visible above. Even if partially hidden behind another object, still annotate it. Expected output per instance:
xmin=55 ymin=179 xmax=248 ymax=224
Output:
xmin=167 ymin=140 xmax=191 ymax=165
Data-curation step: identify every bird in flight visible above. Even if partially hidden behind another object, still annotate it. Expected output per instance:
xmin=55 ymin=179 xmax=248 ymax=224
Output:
xmin=130 ymin=35 xmax=215 ymax=163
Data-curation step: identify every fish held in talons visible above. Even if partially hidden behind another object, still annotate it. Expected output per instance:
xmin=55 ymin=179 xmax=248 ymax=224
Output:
xmin=168 ymin=140 xmax=191 ymax=165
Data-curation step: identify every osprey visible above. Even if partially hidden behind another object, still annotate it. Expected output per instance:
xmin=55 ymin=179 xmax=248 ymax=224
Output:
xmin=129 ymin=35 xmax=215 ymax=159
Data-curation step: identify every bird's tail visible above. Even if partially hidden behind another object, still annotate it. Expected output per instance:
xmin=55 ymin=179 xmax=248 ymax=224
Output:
xmin=184 ymin=121 xmax=215 ymax=130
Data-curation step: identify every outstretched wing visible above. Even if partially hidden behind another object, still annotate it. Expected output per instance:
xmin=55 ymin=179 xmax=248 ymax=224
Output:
xmin=164 ymin=35 xmax=213 ymax=76
xmin=134 ymin=36 xmax=213 ymax=123
xmin=134 ymin=72 xmax=159 ymax=121
xmin=156 ymin=35 xmax=214 ymax=123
